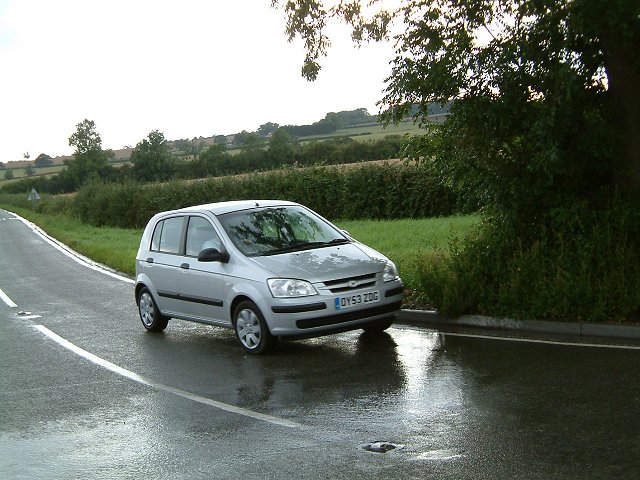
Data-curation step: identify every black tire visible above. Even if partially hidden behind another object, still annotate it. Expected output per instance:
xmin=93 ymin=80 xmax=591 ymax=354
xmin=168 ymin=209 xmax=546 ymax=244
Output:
xmin=233 ymin=300 xmax=275 ymax=354
xmin=362 ymin=317 xmax=394 ymax=333
xmin=137 ymin=287 xmax=169 ymax=332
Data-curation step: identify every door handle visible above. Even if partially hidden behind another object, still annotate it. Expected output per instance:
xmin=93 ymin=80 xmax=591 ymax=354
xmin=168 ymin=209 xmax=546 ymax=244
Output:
xmin=180 ymin=263 xmax=190 ymax=269
xmin=146 ymin=257 xmax=154 ymax=263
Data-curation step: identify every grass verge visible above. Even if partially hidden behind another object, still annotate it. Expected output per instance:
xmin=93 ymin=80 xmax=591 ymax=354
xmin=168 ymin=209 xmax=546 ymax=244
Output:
xmin=3 ymin=206 xmax=477 ymax=295
xmin=5 ymin=207 xmax=142 ymax=276
xmin=336 ymin=215 xmax=478 ymax=290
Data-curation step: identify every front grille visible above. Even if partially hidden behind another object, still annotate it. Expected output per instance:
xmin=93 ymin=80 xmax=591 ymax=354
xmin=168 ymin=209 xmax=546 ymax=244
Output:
xmin=322 ymin=273 xmax=377 ymax=294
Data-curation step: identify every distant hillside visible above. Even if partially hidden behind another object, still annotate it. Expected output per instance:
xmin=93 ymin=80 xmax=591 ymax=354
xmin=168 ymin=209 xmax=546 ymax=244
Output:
xmin=3 ymin=105 xmax=450 ymax=168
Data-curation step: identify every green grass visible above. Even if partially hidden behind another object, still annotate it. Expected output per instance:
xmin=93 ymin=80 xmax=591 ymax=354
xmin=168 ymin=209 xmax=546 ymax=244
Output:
xmin=4 ymin=207 xmax=142 ymax=276
xmin=336 ymin=215 xmax=479 ymax=288
xmin=0 ymin=165 xmax=65 ymax=187
xmin=4 ymin=206 xmax=478 ymax=292
xmin=336 ymin=120 xmax=425 ymax=141
xmin=4 ymin=206 xmax=478 ymax=287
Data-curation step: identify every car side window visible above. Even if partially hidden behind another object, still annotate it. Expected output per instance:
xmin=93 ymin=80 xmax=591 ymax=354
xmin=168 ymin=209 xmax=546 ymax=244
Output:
xmin=185 ymin=216 xmax=222 ymax=257
xmin=151 ymin=217 xmax=184 ymax=254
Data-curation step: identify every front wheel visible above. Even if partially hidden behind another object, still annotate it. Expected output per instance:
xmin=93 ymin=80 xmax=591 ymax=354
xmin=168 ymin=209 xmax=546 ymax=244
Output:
xmin=138 ymin=287 xmax=169 ymax=332
xmin=233 ymin=301 xmax=275 ymax=354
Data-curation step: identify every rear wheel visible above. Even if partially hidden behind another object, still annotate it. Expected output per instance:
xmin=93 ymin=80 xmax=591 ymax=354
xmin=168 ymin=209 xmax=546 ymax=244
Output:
xmin=138 ymin=287 xmax=169 ymax=332
xmin=233 ymin=301 xmax=275 ymax=354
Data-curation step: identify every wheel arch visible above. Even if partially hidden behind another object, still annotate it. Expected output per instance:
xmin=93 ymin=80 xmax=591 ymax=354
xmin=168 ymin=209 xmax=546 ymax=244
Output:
xmin=134 ymin=282 xmax=147 ymax=305
xmin=230 ymin=294 xmax=274 ymax=335
xmin=230 ymin=294 xmax=253 ymax=324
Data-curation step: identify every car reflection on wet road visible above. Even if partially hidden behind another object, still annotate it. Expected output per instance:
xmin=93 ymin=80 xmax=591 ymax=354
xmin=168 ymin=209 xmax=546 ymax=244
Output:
xmin=3 ymin=317 xmax=640 ymax=479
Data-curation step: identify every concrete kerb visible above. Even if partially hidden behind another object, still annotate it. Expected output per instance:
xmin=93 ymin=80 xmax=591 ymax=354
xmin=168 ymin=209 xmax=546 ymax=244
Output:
xmin=397 ymin=309 xmax=640 ymax=340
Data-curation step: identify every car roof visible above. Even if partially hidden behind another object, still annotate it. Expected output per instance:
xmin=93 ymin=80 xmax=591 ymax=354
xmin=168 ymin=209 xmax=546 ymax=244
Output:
xmin=170 ymin=200 xmax=300 ymax=216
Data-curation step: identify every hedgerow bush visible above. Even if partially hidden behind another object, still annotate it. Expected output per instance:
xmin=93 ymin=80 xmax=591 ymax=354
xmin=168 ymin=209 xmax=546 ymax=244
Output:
xmin=416 ymin=199 xmax=640 ymax=323
xmin=0 ymin=192 xmax=31 ymax=210
xmin=57 ymin=163 xmax=462 ymax=228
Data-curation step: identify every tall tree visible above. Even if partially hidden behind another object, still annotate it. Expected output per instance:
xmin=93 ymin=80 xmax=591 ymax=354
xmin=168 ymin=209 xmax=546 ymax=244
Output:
xmin=274 ymin=0 xmax=640 ymax=321
xmin=258 ymin=122 xmax=280 ymax=137
xmin=131 ymin=130 xmax=174 ymax=182
xmin=64 ymin=119 xmax=113 ymax=189
xmin=273 ymin=0 xmax=640 ymax=218
xmin=268 ymin=128 xmax=295 ymax=164
xmin=238 ymin=132 xmax=264 ymax=154
xmin=34 ymin=153 xmax=54 ymax=167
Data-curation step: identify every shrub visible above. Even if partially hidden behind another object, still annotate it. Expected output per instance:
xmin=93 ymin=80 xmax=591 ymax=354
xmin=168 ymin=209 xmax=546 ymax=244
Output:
xmin=65 ymin=163 xmax=463 ymax=229
xmin=417 ymin=200 xmax=640 ymax=322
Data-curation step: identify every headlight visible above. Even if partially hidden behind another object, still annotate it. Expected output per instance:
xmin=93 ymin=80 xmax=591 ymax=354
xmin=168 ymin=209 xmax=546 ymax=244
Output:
xmin=383 ymin=261 xmax=399 ymax=282
xmin=268 ymin=278 xmax=318 ymax=298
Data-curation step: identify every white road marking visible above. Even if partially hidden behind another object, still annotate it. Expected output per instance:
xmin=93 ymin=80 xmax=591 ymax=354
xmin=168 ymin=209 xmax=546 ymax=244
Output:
xmin=0 ymin=288 xmax=18 ymax=307
xmin=440 ymin=331 xmax=640 ymax=350
xmin=9 ymin=211 xmax=134 ymax=284
xmin=33 ymin=325 xmax=301 ymax=429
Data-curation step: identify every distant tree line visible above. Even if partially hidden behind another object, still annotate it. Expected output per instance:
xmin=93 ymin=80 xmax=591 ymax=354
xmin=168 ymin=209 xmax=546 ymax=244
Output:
xmin=1 ymin=112 xmax=407 ymax=195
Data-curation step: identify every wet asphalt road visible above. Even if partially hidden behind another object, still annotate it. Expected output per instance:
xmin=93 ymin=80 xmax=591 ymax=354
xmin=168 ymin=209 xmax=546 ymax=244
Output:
xmin=1 ymin=209 xmax=640 ymax=479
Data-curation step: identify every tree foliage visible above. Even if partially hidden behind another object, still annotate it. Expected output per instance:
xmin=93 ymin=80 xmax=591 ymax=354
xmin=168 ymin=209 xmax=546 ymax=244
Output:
xmin=64 ymin=119 xmax=113 ymax=190
xmin=258 ymin=122 xmax=280 ymax=137
xmin=268 ymin=128 xmax=295 ymax=164
xmin=274 ymin=0 xmax=640 ymax=320
xmin=274 ymin=0 xmax=640 ymax=222
xmin=131 ymin=130 xmax=175 ymax=182
xmin=34 ymin=153 xmax=54 ymax=167
xmin=68 ymin=119 xmax=103 ymax=156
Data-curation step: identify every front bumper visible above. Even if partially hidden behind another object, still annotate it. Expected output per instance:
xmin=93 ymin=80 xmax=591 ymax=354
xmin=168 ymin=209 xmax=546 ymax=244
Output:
xmin=264 ymin=280 xmax=404 ymax=336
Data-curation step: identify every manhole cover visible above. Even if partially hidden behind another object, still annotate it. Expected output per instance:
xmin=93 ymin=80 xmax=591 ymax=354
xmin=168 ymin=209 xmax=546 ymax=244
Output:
xmin=361 ymin=441 xmax=404 ymax=453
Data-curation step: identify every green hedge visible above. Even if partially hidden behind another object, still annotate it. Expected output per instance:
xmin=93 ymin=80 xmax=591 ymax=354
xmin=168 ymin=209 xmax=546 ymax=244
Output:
xmin=42 ymin=163 xmax=461 ymax=228
xmin=415 ymin=200 xmax=640 ymax=323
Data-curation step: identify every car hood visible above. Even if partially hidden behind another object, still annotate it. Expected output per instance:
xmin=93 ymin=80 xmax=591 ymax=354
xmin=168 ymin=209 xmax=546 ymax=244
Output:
xmin=249 ymin=243 xmax=387 ymax=282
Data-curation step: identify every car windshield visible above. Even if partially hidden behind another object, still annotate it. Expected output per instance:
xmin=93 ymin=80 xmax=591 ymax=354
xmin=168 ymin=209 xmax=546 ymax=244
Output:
xmin=217 ymin=206 xmax=349 ymax=257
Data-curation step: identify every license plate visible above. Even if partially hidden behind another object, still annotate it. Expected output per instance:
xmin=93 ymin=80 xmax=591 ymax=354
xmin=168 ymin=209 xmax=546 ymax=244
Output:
xmin=335 ymin=291 xmax=380 ymax=310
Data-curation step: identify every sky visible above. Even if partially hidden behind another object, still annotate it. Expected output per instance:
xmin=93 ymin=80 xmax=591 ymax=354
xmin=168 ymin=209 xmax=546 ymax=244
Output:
xmin=0 ymin=0 xmax=396 ymax=163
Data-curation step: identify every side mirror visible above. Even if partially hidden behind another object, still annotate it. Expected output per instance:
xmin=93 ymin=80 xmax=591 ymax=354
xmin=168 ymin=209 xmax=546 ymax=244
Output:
xmin=197 ymin=248 xmax=229 ymax=263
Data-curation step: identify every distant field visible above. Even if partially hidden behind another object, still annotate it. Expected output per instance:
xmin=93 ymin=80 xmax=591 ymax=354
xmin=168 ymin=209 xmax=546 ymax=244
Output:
xmin=213 ymin=119 xmax=426 ymax=154
xmin=339 ymin=120 xmax=424 ymax=138
xmin=295 ymin=119 xmax=425 ymax=144
xmin=0 ymin=119 xmax=427 ymax=184
xmin=0 ymin=165 xmax=65 ymax=187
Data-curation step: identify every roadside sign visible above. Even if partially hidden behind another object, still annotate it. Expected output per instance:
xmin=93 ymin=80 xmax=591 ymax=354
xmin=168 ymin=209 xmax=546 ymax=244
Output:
xmin=28 ymin=188 xmax=40 ymax=208
xmin=28 ymin=188 xmax=40 ymax=201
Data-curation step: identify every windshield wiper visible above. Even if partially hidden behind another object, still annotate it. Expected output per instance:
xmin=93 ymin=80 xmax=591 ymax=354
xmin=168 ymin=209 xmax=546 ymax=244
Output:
xmin=259 ymin=238 xmax=350 ymax=256
xmin=325 ymin=238 xmax=350 ymax=245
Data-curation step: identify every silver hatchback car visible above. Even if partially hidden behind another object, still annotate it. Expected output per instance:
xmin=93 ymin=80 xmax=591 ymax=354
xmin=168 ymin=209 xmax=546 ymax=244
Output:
xmin=135 ymin=200 xmax=404 ymax=353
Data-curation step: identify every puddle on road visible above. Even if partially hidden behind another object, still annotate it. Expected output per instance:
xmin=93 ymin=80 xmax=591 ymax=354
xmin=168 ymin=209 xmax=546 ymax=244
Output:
xmin=414 ymin=448 xmax=464 ymax=461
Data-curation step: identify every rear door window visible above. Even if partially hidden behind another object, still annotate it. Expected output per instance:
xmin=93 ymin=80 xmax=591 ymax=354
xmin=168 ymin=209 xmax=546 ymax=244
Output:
xmin=151 ymin=216 xmax=184 ymax=254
